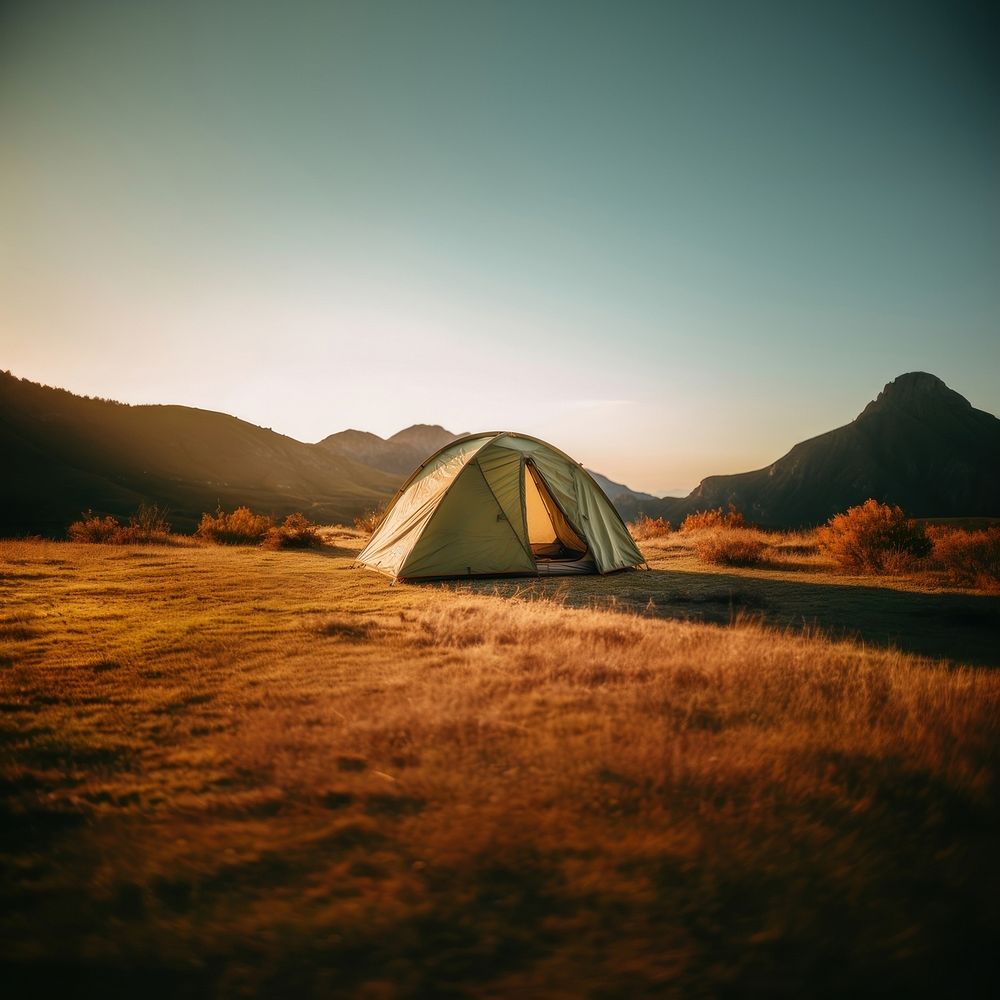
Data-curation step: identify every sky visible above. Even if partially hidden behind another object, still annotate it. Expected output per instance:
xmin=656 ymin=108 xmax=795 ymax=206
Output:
xmin=1 ymin=0 xmax=997 ymax=495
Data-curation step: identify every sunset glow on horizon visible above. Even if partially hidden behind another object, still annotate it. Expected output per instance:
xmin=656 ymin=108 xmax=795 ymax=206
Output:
xmin=2 ymin=1 xmax=997 ymax=495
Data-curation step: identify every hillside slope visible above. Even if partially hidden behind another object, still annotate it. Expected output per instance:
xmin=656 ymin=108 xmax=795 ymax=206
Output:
xmin=1 ymin=373 xmax=398 ymax=535
xmin=629 ymin=373 xmax=1000 ymax=527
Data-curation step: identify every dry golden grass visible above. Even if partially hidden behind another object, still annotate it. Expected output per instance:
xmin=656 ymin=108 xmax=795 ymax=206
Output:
xmin=2 ymin=536 xmax=999 ymax=997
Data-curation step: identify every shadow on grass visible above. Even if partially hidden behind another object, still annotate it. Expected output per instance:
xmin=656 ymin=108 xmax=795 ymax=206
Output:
xmin=444 ymin=570 xmax=1000 ymax=668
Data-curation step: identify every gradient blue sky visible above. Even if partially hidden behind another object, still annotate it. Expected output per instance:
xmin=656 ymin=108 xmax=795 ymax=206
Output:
xmin=2 ymin=0 xmax=997 ymax=493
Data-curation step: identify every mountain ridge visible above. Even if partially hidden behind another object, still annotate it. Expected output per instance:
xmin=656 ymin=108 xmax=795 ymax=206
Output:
xmin=618 ymin=372 xmax=1000 ymax=526
xmin=3 ymin=369 xmax=997 ymax=537
xmin=318 ymin=424 xmax=464 ymax=476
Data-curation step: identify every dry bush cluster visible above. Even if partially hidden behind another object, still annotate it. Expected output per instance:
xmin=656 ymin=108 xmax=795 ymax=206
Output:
xmin=68 ymin=505 xmax=324 ymax=551
xmin=695 ymin=527 xmax=767 ymax=566
xmin=195 ymin=506 xmax=274 ymax=545
xmin=928 ymin=525 xmax=1000 ymax=591
xmin=67 ymin=504 xmax=174 ymax=545
xmin=627 ymin=513 xmax=672 ymax=540
xmin=680 ymin=504 xmax=746 ymax=533
xmin=262 ymin=513 xmax=324 ymax=550
xmin=817 ymin=499 xmax=931 ymax=573
xmin=353 ymin=501 xmax=388 ymax=534
xmin=196 ymin=507 xmax=325 ymax=549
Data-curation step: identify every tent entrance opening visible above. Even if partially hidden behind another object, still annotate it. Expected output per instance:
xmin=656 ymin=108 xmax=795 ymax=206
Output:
xmin=524 ymin=462 xmax=588 ymax=561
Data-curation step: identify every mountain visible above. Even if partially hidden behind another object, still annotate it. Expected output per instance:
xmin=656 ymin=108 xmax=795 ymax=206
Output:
xmin=9 ymin=369 xmax=989 ymax=538
xmin=586 ymin=471 xmax=660 ymax=508
xmin=318 ymin=425 xmax=661 ymax=506
xmin=388 ymin=424 xmax=461 ymax=455
xmin=631 ymin=372 xmax=1000 ymax=527
xmin=317 ymin=424 xmax=462 ymax=476
xmin=1 ymin=372 xmax=398 ymax=536
xmin=0 ymin=372 xmax=657 ymax=537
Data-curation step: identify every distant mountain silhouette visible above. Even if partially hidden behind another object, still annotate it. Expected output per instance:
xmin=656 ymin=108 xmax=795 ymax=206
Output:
xmin=6 ymin=369 xmax=995 ymax=538
xmin=1 ymin=372 xmax=398 ymax=535
xmin=586 ymin=471 xmax=659 ymax=507
xmin=623 ymin=372 xmax=1000 ymax=527
xmin=317 ymin=424 xmax=462 ymax=476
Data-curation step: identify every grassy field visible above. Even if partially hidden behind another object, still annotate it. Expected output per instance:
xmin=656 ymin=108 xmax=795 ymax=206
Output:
xmin=2 ymin=531 xmax=999 ymax=997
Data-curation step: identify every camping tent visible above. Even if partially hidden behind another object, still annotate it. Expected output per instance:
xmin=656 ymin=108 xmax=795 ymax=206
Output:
xmin=356 ymin=432 xmax=645 ymax=580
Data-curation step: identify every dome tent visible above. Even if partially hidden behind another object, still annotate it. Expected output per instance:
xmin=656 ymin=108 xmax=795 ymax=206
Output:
xmin=356 ymin=432 xmax=645 ymax=581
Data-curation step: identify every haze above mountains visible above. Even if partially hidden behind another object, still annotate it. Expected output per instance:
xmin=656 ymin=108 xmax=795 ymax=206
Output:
xmin=2 ymin=370 xmax=997 ymax=537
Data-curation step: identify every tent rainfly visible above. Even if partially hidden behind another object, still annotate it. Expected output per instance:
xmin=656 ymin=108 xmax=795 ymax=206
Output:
xmin=356 ymin=432 xmax=646 ymax=581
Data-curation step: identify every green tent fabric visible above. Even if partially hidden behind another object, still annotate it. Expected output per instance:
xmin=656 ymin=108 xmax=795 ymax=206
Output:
xmin=357 ymin=432 xmax=646 ymax=580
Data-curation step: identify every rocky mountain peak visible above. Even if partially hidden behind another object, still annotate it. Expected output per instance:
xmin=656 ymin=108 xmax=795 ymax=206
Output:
xmin=859 ymin=372 xmax=972 ymax=420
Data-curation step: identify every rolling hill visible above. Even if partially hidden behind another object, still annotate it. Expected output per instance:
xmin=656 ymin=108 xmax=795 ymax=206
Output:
xmin=622 ymin=372 xmax=1000 ymax=527
xmin=317 ymin=424 xmax=462 ymax=476
xmin=0 ymin=372 xmax=398 ymax=535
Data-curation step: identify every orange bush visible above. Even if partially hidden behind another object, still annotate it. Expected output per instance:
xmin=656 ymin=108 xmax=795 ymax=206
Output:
xmin=817 ymin=499 xmax=930 ymax=573
xmin=695 ymin=528 xmax=766 ymax=566
xmin=263 ymin=513 xmax=324 ymax=550
xmin=196 ymin=506 xmax=274 ymax=545
xmin=681 ymin=505 xmax=746 ymax=533
xmin=931 ymin=526 xmax=1000 ymax=591
xmin=628 ymin=514 xmax=672 ymax=540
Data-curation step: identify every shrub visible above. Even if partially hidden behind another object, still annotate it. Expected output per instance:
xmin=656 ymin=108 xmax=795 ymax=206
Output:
xmin=628 ymin=514 xmax=672 ymax=540
xmin=696 ymin=528 xmax=766 ymax=566
xmin=681 ymin=504 xmax=746 ymax=533
xmin=68 ymin=511 xmax=121 ymax=543
xmin=115 ymin=503 xmax=173 ymax=543
xmin=931 ymin=526 xmax=1000 ymax=591
xmin=354 ymin=501 xmax=388 ymax=534
xmin=196 ymin=506 xmax=274 ymax=545
xmin=264 ymin=513 xmax=324 ymax=550
xmin=817 ymin=499 xmax=931 ymax=573
xmin=67 ymin=504 xmax=173 ymax=544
